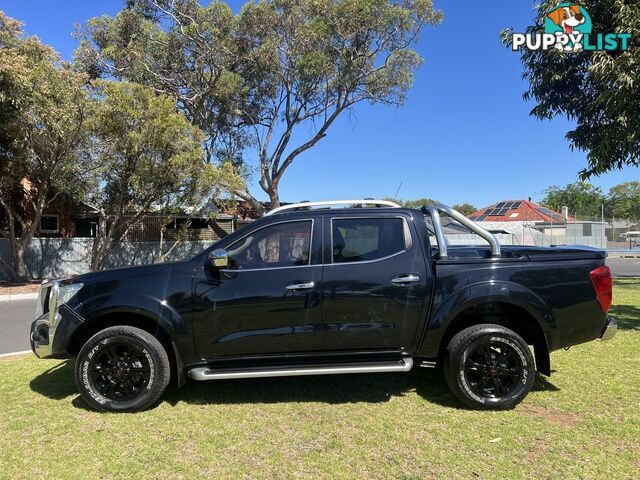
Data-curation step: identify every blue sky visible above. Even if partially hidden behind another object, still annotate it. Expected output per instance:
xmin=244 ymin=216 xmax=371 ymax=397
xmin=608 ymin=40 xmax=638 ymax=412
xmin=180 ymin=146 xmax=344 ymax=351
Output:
xmin=1 ymin=0 xmax=637 ymax=208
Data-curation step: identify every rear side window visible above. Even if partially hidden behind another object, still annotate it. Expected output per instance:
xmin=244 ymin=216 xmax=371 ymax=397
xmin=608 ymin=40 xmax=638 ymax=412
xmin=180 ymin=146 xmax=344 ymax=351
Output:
xmin=332 ymin=218 xmax=410 ymax=263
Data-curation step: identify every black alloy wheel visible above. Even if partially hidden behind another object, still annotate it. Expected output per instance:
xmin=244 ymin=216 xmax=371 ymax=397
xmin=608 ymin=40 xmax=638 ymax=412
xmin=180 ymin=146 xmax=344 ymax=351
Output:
xmin=463 ymin=340 xmax=523 ymax=399
xmin=443 ymin=324 xmax=536 ymax=410
xmin=75 ymin=326 xmax=170 ymax=412
xmin=90 ymin=342 xmax=152 ymax=401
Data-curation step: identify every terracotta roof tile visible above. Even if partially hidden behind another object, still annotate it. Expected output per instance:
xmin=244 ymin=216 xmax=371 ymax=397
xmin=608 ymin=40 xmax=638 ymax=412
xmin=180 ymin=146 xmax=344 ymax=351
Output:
xmin=468 ymin=200 xmax=568 ymax=222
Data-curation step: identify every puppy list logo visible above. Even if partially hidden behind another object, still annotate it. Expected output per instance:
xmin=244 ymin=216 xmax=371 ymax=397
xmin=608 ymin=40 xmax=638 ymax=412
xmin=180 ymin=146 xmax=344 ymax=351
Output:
xmin=512 ymin=3 xmax=631 ymax=52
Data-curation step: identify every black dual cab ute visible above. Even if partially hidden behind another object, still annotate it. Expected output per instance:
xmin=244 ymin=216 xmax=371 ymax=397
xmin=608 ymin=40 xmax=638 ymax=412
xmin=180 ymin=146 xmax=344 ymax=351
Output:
xmin=30 ymin=200 xmax=616 ymax=412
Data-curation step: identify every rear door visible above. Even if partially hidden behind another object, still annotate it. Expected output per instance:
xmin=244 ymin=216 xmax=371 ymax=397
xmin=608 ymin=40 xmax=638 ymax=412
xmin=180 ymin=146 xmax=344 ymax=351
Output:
xmin=320 ymin=213 xmax=429 ymax=351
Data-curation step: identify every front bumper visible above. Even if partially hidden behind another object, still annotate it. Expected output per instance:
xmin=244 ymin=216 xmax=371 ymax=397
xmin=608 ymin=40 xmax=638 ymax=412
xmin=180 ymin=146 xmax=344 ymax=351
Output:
xmin=599 ymin=317 xmax=617 ymax=341
xmin=30 ymin=280 xmax=57 ymax=358
xmin=30 ymin=280 xmax=84 ymax=359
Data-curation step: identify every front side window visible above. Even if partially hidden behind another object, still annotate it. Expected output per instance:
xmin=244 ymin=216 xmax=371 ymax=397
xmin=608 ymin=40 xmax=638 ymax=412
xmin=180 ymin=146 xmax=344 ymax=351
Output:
xmin=228 ymin=221 xmax=312 ymax=269
xmin=332 ymin=218 xmax=410 ymax=263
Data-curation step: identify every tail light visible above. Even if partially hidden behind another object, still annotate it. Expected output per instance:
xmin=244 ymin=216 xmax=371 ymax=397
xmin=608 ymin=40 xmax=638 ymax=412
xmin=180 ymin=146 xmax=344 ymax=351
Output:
xmin=590 ymin=265 xmax=612 ymax=313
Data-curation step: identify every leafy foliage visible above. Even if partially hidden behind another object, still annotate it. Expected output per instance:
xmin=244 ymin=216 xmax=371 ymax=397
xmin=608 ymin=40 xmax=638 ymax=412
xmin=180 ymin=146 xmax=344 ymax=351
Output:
xmin=606 ymin=181 xmax=640 ymax=219
xmin=503 ymin=0 xmax=640 ymax=178
xmin=87 ymin=80 xmax=241 ymax=270
xmin=541 ymin=180 xmax=640 ymax=219
xmin=77 ymin=0 xmax=442 ymax=211
xmin=0 ymin=11 xmax=93 ymax=280
xmin=541 ymin=182 xmax=605 ymax=217
xmin=452 ymin=203 xmax=476 ymax=216
xmin=385 ymin=197 xmax=440 ymax=209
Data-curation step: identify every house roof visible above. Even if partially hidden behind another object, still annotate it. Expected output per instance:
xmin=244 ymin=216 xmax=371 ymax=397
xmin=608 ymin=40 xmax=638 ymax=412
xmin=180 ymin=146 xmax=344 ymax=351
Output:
xmin=468 ymin=200 xmax=568 ymax=223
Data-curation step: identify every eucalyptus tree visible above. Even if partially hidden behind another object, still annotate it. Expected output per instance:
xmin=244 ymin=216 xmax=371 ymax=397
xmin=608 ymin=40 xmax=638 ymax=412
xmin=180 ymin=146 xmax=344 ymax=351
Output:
xmin=78 ymin=0 xmax=442 ymax=212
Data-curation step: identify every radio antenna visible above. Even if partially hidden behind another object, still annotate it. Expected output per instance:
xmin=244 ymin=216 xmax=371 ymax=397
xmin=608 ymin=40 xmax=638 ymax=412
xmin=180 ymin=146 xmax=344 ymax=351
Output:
xmin=392 ymin=181 xmax=403 ymax=201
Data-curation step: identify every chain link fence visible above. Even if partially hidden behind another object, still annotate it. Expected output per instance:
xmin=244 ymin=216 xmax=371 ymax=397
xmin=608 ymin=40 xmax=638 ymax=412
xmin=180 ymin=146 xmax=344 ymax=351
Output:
xmin=439 ymin=213 xmax=639 ymax=250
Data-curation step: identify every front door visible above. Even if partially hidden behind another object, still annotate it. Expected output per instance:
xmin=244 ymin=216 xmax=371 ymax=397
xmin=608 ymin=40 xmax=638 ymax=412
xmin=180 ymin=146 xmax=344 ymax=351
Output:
xmin=321 ymin=215 xmax=429 ymax=352
xmin=192 ymin=218 xmax=324 ymax=358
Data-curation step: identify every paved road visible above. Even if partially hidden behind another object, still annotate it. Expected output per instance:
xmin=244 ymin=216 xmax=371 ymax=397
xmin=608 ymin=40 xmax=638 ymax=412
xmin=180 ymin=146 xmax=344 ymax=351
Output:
xmin=607 ymin=257 xmax=640 ymax=278
xmin=0 ymin=258 xmax=638 ymax=355
xmin=0 ymin=299 xmax=36 ymax=355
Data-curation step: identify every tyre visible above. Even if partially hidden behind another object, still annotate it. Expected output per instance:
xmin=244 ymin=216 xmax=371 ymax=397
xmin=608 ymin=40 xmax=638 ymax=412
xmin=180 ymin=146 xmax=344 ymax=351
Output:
xmin=443 ymin=324 xmax=535 ymax=410
xmin=74 ymin=326 xmax=170 ymax=412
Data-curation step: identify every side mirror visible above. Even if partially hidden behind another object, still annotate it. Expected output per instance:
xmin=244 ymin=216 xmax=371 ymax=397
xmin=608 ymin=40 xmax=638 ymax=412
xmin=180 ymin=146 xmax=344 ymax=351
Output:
xmin=208 ymin=248 xmax=229 ymax=269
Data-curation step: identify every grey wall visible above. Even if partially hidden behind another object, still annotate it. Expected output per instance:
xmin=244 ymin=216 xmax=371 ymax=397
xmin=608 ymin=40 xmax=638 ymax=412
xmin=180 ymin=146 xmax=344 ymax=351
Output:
xmin=0 ymin=239 xmax=215 ymax=281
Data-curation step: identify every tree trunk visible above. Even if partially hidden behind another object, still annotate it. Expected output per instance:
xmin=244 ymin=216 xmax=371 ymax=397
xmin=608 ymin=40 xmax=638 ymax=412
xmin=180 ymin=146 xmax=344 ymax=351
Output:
xmin=0 ymin=256 xmax=19 ymax=282
xmin=268 ymin=189 xmax=280 ymax=210
xmin=0 ymin=200 xmax=25 ymax=282
xmin=90 ymin=214 xmax=110 ymax=272
xmin=14 ymin=248 xmax=28 ymax=282
xmin=233 ymin=189 xmax=266 ymax=216
xmin=0 ymin=193 xmax=44 ymax=282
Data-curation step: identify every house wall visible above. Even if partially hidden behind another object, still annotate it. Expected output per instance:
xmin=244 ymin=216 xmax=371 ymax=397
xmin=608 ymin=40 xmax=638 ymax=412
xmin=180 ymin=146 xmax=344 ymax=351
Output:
xmin=119 ymin=216 xmax=235 ymax=242
xmin=562 ymin=223 xmax=607 ymax=248
xmin=2 ymin=181 xmax=90 ymax=238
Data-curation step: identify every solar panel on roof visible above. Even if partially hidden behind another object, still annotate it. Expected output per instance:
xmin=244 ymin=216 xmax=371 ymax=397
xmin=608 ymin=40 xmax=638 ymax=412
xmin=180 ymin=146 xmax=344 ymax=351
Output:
xmin=512 ymin=201 xmax=522 ymax=208
xmin=503 ymin=201 xmax=514 ymax=209
xmin=495 ymin=202 xmax=506 ymax=208
xmin=476 ymin=215 xmax=487 ymax=221
xmin=497 ymin=208 xmax=509 ymax=215
xmin=536 ymin=207 xmax=564 ymax=221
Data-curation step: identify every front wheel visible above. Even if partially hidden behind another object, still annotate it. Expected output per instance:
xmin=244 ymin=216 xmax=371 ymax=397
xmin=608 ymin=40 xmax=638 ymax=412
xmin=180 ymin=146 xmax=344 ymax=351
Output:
xmin=443 ymin=324 xmax=535 ymax=410
xmin=74 ymin=326 xmax=170 ymax=412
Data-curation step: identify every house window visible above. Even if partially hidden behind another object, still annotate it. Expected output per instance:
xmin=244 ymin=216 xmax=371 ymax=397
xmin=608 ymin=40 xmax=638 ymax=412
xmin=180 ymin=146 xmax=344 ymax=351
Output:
xmin=40 ymin=215 xmax=59 ymax=234
xmin=583 ymin=223 xmax=592 ymax=237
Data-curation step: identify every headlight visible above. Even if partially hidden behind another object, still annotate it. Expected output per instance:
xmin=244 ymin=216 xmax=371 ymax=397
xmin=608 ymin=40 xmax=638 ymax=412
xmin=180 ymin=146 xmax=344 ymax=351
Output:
xmin=58 ymin=283 xmax=84 ymax=306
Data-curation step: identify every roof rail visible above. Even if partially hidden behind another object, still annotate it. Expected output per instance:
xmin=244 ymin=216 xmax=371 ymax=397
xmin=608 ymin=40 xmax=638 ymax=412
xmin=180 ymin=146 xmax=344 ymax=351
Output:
xmin=265 ymin=199 xmax=401 ymax=216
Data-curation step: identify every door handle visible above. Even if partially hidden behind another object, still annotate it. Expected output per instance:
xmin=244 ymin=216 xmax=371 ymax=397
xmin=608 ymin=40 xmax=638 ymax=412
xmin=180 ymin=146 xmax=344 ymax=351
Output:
xmin=391 ymin=274 xmax=420 ymax=286
xmin=285 ymin=282 xmax=315 ymax=291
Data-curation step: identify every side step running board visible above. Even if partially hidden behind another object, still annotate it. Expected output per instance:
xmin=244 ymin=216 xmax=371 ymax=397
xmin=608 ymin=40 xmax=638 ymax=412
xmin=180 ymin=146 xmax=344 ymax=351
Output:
xmin=188 ymin=357 xmax=413 ymax=381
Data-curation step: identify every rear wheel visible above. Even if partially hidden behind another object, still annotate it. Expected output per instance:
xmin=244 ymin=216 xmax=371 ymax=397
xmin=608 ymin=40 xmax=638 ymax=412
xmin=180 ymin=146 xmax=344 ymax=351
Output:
xmin=443 ymin=324 xmax=535 ymax=410
xmin=74 ymin=326 xmax=170 ymax=412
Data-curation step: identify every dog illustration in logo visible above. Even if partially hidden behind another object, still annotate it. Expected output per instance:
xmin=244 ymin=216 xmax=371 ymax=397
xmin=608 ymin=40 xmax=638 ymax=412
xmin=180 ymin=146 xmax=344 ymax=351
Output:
xmin=547 ymin=5 xmax=586 ymax=51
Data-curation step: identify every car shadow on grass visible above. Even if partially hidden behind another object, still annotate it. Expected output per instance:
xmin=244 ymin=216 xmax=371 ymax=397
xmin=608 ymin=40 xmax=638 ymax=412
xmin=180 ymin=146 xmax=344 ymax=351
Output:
xmin=29 ymin=359 xmax=76 ymax=400
xmin=29 ymin=359 xmax=560 ymax=412
xmin=164 ymin=368 xmax=559 ymax=410
xmin=609 ymin=305 xmax=640 ymax=331
xmin=163 ymin=368 xmax=459 ymax=408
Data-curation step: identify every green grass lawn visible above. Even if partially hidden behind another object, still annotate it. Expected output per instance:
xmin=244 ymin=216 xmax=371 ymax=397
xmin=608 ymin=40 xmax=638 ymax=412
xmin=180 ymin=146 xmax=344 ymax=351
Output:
xmin=1 ymin=280 xmax=638 ymax=479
